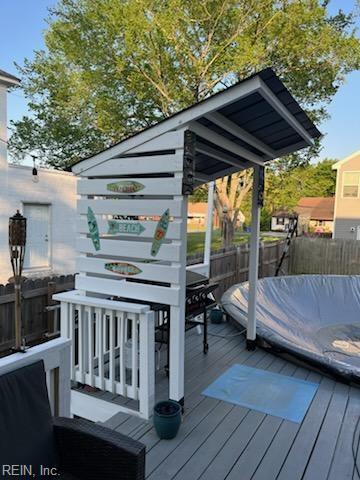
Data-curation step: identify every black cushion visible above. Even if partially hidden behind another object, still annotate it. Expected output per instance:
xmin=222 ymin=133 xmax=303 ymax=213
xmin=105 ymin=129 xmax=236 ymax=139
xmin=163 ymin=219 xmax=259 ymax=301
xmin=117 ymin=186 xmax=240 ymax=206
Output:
xmin=58 ymin=473 xmax=79 ymax=479
xmin=0 ymin=360 xmax=58 ymax=477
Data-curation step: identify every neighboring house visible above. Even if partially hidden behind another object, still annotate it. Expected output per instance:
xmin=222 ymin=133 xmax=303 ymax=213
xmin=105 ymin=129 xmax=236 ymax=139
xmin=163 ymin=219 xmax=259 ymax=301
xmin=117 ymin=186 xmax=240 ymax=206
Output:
xmin=271 ymin=197 xmax=335 ymax=234
xmin=187 ymin=202 xmax=220 ymax=230
xmin=187 ymin=202 xmax=245 ymax=231
xmin=0 ymin=69 xmax=77 ymax=283
xmin=332 ymin=151 xmax=360 ymax=240
xmin=296 ymin=197 xmax=335 ymax=234
xmin=271 ymin=209 xmax=297 ymax=232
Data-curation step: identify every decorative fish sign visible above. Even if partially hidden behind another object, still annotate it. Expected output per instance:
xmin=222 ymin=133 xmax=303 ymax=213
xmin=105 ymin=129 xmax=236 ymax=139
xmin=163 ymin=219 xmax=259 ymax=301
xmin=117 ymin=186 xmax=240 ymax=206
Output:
xmin=87 ymin=207 xmax=100 ymax=251
xmin=105 ymin=262 xmax=142 ymax=276
xmin=106 ymin=181 xmax=145 ymax=194
xmin=151 ymin=209 xmax=170 ymax=257
xmin=108 ymin=220 xmax=146 ymax=236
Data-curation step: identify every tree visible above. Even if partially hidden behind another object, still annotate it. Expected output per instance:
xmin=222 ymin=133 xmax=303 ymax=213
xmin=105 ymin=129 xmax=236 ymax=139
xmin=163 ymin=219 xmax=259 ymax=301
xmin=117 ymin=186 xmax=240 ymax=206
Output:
xmin=190 ymin=184 xmax=208 ymax=203
xmin=215 ymin=171 xmax=252 ymax=247
xmin=8 ymin=1 xmax=359 ymax=246
xmin=9 ymin=0 xmax=359 ymax=172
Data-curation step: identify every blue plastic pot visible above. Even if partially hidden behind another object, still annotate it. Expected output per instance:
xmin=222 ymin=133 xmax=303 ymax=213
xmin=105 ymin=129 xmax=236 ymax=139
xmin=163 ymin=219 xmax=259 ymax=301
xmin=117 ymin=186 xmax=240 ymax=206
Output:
xmin=153 ymin=400 xmax=181 ymax=439
xmin=210 ymin=308 xmax=224 ymax=324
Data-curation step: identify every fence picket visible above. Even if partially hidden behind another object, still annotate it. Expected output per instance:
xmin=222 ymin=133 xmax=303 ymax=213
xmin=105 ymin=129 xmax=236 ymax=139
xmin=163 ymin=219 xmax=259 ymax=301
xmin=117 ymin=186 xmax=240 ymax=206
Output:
xmin=288 ymin=237 xmax=360 ymax=275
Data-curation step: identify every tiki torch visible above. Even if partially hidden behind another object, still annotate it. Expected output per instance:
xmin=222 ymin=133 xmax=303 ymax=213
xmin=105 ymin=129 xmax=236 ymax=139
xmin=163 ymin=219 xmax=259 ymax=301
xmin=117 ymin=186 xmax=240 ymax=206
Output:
xmin=9 ymin=210 xmax=27 ymax=352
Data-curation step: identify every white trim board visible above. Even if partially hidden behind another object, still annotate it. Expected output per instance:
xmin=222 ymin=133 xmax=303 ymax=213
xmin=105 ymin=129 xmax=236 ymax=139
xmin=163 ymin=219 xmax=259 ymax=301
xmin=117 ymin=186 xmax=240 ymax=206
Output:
xmin=75 ymin=274 xmax=180 ymax=306
xmin=189 ymin=122 xmax=264 ymax=166
xmin=78 ymin=177 xmax=183 ymax=196
xmin=77 ymin=256 xmax=181 ymax=283
xmin=204 ymin=111 xmax=275 ymax=159
xmin=82 ymin=152 xmax=184 ymax=177
xmin=53 ymin=289 xmax=150 ymax=313
xmin=258 ymin=78 xmax=314 ymax=146
xmin=71 ymin=390 xmax=143 ymax=422
xmin=76 ymin=237 xmax=181 ymax=262
xmin=76 ymin=217 xmax=182 ymax=240
xmin=77 ymin=198 xmax=183 ymax=218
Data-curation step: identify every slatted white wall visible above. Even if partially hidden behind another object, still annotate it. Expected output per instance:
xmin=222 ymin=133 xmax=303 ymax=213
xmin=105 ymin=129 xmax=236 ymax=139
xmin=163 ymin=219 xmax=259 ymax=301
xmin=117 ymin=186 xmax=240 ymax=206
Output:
xmin=75 ymin=129 xmax=188 ymax=307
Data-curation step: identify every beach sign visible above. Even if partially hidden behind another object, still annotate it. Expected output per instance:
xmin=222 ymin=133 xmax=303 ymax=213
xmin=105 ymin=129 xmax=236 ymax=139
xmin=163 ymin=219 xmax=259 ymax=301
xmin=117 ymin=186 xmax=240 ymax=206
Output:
xmin=106 ymin=180 xmax=145 ymax=194
xmin=105 ymin=262 xmax=142 ymax=276
xmin=151 ymin=208 xmax=170 ymax=257
xmin=108 ymin=220 xmax=146 ymax=235
xmin=87 ymin=207 xmax=100 ymax=251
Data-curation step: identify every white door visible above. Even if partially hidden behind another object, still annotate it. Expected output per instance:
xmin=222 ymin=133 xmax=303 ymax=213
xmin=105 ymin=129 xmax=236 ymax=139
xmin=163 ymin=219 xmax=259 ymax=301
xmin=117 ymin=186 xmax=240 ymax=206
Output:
xmin=23 ymin=204 xmax=50 ymax=269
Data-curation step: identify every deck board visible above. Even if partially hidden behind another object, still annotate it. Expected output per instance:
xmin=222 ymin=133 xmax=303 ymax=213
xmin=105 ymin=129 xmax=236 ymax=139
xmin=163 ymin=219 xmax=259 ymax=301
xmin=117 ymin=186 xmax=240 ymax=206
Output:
xmin=302 ymin=382 xmax=350 ymax=480
xmin=98 ymin=321 xmax=359 ymax=480
xmin=327 ymin=386 xmax=360 ymax=480
xmin=276 ymin=376 xmax=336 ymax=480
xmin=250 ymin=367 xmax=311 ymax=480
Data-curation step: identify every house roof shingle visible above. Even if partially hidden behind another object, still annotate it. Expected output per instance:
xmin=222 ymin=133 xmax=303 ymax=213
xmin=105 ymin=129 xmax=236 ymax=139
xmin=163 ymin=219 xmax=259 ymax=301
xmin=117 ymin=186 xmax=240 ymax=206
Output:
xmin=272 ymin=209 xmax=297 ymax=218
xmin=295 ymin=197 xmax=335 ymax=221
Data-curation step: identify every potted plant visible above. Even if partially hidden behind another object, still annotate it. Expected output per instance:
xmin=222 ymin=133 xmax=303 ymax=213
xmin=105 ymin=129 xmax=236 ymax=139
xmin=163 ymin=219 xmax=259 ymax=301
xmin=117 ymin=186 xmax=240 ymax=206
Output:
xmin=153 ymin=400 xmax=182 ymax=439
xmin=210 ymin=307 xmax=223 ymax=324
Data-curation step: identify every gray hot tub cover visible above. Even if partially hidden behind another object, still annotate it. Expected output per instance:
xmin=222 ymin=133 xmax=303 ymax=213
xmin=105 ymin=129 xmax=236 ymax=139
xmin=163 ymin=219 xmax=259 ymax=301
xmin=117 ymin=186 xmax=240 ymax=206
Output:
xmin=221 ymin=275 xmax=360 ymax=381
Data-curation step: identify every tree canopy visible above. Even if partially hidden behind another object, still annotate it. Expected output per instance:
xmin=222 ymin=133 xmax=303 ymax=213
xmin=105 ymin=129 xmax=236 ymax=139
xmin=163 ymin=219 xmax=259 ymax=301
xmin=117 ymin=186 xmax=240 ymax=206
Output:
xmin=9 ymin=0 xmax=360 ymax=168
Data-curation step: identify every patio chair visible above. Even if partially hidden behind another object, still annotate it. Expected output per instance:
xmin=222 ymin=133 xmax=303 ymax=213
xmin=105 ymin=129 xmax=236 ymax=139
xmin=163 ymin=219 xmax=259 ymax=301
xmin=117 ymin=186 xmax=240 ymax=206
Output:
xmin=0 ymin=360 xmax=145 ymax=480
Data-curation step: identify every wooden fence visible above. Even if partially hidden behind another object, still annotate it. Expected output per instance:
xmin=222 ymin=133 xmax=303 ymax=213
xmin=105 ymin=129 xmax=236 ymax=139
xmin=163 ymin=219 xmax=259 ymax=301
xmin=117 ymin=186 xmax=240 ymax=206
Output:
xmin=0 ymin=275 xmax=74 ymax=354
xmin=187 ymin=239 xmax=286 ymax=300
xmin=288 ymin=237 xmax=360 ymax=275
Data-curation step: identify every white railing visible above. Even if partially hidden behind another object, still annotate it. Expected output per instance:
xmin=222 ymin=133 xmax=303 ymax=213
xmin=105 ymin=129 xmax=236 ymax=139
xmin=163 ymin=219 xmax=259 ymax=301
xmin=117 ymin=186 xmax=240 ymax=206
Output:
xmin=54 ymin=290 xmax=155 ymax=419
xmin=0 ymin=337 xmax=71 ymax=417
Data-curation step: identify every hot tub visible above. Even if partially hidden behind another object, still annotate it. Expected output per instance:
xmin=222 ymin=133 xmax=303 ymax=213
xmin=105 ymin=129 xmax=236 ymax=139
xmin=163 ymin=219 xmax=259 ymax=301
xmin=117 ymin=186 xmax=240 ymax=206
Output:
xmin=221 ymin=275 xmax=360 ymax=382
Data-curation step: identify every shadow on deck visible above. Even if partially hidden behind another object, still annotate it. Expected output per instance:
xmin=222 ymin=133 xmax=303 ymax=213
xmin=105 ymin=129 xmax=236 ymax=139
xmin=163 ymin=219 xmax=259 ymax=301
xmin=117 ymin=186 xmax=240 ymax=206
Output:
xmin=98 ymin=321 xmax=360 ymax=480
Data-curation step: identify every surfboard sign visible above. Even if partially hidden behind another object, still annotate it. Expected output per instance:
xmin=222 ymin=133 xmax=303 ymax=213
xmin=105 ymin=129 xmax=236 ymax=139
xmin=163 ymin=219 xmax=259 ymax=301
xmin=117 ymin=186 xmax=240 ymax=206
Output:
xmin=106 ymin=180 xmax=145 ymax=194
xmin=87 ymin=207 xmax=100 ymax=251
xmin=151 ymin=208 xmax=170 ymax=257
xmin=105 ymin=262 xmax=142 ymax=276
xmin=107 ymin=220 xmax=145 ymax=235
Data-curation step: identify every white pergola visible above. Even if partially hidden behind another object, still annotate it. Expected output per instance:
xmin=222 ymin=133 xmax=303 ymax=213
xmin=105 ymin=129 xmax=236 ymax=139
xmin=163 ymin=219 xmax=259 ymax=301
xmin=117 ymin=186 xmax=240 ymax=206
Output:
xmin=56 ymin=68 xmax=320 ymax=417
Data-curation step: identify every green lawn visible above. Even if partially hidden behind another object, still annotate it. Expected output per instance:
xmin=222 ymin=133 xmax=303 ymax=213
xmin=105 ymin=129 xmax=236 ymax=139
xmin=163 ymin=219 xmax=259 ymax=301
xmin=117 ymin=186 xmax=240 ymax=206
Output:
xmin=187 ymin=230 xmax=280 ymax=255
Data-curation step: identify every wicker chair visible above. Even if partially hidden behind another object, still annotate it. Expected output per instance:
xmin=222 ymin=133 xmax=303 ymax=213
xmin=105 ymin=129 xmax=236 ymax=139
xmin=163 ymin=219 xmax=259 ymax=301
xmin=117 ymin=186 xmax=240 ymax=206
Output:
xmin=0 ymin=360 xmax=145 ymax=480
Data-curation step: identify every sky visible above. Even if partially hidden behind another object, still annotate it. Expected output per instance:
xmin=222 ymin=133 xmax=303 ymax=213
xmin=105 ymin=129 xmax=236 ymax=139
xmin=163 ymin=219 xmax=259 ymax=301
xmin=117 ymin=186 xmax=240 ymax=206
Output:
xmin=0 ymin=0 xmax=359 ymax=164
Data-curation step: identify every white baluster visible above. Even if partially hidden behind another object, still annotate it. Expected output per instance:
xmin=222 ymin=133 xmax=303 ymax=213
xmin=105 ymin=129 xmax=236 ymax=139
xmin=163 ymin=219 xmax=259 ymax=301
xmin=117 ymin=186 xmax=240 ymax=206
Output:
xmin=118 ymin=311 xmax=126 ymax=396
xmin=96 ymin=307 xmax=105 ymax=390
xmin=70 ymin=303 xmax=76 ymax=380
xmin=139 ymin=310 xmax=155 ymax=419
xmin=108 ymin=309 xmax=116 ymax=393
xmin=131 ymin=314 xmax=138 ymax=400
xmin=87 ymin=306 xmax=95 ymax=387
xmin=77 ymin=304 xmax=85 ymax=384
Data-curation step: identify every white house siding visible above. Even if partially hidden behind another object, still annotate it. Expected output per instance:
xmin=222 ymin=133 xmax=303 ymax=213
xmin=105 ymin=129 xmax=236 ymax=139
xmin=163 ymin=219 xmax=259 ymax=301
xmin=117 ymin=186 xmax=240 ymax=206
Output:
xmin=0 ymin=164 xmax=77 ymax=283
xmin=271 ymin=216 xmax=290 ymax=232
xmin=0 ymin=72 xmax=77 ymax=284
xmin=333 ymin=152 xmax=360 ymax=240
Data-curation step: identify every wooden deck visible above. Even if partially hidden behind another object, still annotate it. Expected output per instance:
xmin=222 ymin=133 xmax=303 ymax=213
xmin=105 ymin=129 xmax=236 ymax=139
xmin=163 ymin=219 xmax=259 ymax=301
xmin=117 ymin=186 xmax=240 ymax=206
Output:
xmin=100 ymin=321 xmax=360 ymax=480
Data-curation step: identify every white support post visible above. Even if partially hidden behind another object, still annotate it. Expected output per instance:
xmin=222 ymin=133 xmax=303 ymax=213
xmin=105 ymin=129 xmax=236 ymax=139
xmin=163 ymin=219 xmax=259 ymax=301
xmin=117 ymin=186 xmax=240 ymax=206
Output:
xmin=58 ymin=342 xmax=72 ymax=417
xmin=169 ymin=183 xmax=187 ymax=406
xmin=139 ymin=310 xmax=155 ymax=419
xmin=247 ymin=165 xmax=262 ymax=350
xmin=203 ymin=181 xmax=214 ymax=278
